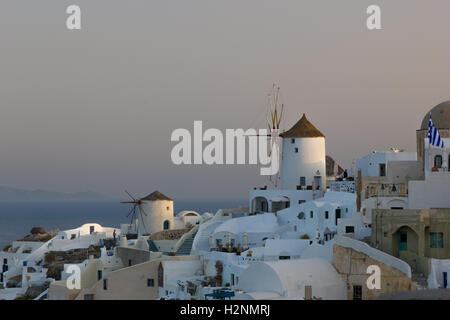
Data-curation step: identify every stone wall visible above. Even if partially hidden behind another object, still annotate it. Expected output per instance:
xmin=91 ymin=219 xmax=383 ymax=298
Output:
xmin=332 ymin=244 xmax=415 ymax=300
xmin=44 ymin=246 xmax=100 ymax=280
xmin=149 ymin=228 xmax=189 ymax=240
xmin=371 ymin=208 xmax=450 ymax=275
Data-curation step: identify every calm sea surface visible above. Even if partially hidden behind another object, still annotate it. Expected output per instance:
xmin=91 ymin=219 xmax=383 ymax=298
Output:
xmin=0 ymin=199 xmax=247 ymax=249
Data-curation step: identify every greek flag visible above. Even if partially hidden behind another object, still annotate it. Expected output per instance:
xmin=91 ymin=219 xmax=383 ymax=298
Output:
xmin=428 ymin=114 xmax=444 ymax=148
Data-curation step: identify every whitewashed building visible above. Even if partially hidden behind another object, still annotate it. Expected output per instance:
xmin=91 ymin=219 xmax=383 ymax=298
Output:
xmin=235 ymin=258 xmax=347 ymax=300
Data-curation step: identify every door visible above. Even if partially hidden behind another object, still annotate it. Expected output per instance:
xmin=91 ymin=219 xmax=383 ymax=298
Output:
xmin=398 ymin=231 xmax=407 ymax=251
xmin=163 ymin=220 xmax=170 ymax=230
xmin=352 ymin=285 xmax=362 ymax=300
xmin=314 ymin=176 xmax=321 ymax=189
xmin=90 ymin=226 xmax=95 ymax=234
xmin=379 ymin=163 xmax=386 ymax=176
xmin=335 ymin=209 xmax=341 ymax=226
xmin=444 ymin=272 xmax=448 ymax=289
xmin=261 ymin=201 xmax=267 ymax=212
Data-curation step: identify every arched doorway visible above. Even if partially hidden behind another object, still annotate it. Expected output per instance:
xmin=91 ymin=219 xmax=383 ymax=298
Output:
xmin=387 ymin=199 xmax=406 ymax=210
xmin=163 ymin=220 xmax=170 ymax=230
xmin=252 ymin=197 xmax=269 ymax=213
xmin=392 ymin=226 xmax=419 ymax=258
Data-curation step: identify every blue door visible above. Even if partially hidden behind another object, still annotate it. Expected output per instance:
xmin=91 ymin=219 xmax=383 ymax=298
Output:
xmin=398 ymin=231 xmax=407 ymax=251
xmin=163 ymin=220 xmax=170 ymax=230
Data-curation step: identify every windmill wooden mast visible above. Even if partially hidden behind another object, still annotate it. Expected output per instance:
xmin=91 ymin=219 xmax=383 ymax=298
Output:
xmin=266 ymin=83 xmax=283 ymax=188
xmin=268 ymin=84 xmax=283 ymax=132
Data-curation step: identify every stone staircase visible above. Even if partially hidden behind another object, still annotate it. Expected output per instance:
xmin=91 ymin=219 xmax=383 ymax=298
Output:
xmin=191 ymin=213 xmax=231 ymax=254
xmin=175 ymin=232 xmax=197 ymax=256
xmin=147 ymin=240 xmax=159 ymax=252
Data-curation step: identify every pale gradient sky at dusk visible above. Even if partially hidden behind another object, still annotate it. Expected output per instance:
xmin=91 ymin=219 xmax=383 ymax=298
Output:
xmin=1 ymin=0 xmax=450 ymax=200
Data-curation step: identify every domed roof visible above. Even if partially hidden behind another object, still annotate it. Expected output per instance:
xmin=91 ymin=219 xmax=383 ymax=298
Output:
xmin=279 ymin=113 xmax=325 ymax=138
xmin=420 ymin=101 xmax=450 ymax=130
xmin=140 ymin=191 xmax=172 ymax=201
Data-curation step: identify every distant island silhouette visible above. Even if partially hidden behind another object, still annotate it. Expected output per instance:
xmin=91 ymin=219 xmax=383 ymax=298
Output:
xmin=0 ymin=186 xmax=110 ymax=202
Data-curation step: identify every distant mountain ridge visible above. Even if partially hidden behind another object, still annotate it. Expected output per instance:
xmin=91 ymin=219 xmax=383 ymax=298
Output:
xmin=0 ymin=186 xmax=110 ymax=201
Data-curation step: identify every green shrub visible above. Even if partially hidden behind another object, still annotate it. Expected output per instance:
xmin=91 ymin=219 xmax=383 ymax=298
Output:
xmin=14 ymin=294 xmax=36 ymax=300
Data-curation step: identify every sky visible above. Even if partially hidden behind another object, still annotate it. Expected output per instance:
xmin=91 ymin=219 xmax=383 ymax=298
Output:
xmin=0 ymin=0 xmax=450 ymax=200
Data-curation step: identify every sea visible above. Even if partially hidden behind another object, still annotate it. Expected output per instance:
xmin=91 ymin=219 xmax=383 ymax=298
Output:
xmin=0 ymin=199 xmax=247 ymax=249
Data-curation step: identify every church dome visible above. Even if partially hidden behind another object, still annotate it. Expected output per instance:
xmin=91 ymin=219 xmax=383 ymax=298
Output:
xmin=420 ymin=101 xmax=450 ymax=130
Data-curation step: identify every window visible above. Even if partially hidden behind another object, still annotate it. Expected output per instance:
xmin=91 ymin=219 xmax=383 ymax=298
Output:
xmin=167 ymin=206 xmax=170 ymax=211
xmin=297 ymin=212 xmax=305 ymax=220
xmin=70 ymin=234 xmax=76 ymax=240
xmin=3 ymin=258 xmax=7 ymax=265
xmin=353 ymin=285 xmax=362 ymax=300
xmin=434 ymin=155 xmax=443 ymax=168
xmin=325 ymin=211 xmax=329 ymax=219
xmin=103 ymin=279 xmax=108 ymax=290
xmin=90 ymin=226 xmax=95 ymax=234
xmin=291 ymin=138 xmax=295 ymax=144
xmin=216 ymin=239 xmax=222 ymax=246
xmin=128 ymin=259 xmax=132 ymax=267
xmin=310 ymin=211 xmax=313 ymax=218
xmin=158 ymin=263 xmax=164 ymax=287
xmin=298 ymin=200 xmax=305 ymax=204
xmin=97 ymin=270 xmax=102 ymax=280
xmin=147 ymin=279 xmax=154 ymax=287
xmin=300 ymin=177 xmax=306 ymax=186
xmin=379 ymin=163 xmax=386 ymax=176
xmin=84 ymin=294 xmax=94 ymax=300
xmin=295 ymin=148 xmax=299 ymax=153
xmin=430 ymin=232 xmax=444 ymax=248
xmin=345 ymin=226 xmax=355 ymax=234
xmin=279 ymin=256 xmax=291 ymax=260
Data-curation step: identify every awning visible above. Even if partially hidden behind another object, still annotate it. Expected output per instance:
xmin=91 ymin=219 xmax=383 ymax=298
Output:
xmin=269 ymin=196 xmax=290 ymax=202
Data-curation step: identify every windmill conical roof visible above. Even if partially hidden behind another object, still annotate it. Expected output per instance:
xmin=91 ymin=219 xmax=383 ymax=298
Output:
xmin=140 ymin=191 xmax=172 ymax=201
xmin=280 ymin=113 xmax=325 ymax=138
